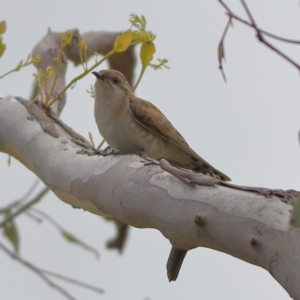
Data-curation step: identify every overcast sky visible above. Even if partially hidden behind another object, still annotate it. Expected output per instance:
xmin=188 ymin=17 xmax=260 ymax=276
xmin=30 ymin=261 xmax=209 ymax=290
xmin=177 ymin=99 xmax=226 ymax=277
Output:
xmin=1 ymin=0 xmax=300 ymax=299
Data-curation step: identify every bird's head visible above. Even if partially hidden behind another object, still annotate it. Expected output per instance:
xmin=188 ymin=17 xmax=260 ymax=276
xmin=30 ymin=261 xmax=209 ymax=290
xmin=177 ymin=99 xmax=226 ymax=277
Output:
xmin=92 ymin=69 xmax=132 ymax=101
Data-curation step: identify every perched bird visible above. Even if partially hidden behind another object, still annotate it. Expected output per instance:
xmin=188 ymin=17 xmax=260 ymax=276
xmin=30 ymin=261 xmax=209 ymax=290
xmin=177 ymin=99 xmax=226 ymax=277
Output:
xmin=92 ymin=69 xmax=230 ymax=181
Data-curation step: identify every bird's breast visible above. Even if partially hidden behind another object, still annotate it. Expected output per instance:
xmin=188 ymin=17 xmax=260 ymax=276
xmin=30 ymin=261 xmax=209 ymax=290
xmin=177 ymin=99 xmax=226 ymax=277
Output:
xmin=95 ymin=106 xmax=165 ymax=157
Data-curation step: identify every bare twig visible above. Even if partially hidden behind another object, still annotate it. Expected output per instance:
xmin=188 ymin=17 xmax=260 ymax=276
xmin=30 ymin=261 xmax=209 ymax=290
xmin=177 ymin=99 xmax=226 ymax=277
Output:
xmin=40 ymin=269 xmax=104 ymax=294
xmin=25 ymin=211 xmax=43 ymax=223
xmin=0 ymin=180 xmax=40 ymax=214
xmin=219 ymin=0 xmax=300 ymax=44
xmin=218 ymin=18 xmax=232 ymax=82
xmin=240 ymin=0 xmax=300 ymax=70
xmin=240 ymin=0 xmax=258 ymax=29
xmin=0 ymin=187 xmax=49 ymax=228
xmin=30 ymin=208 xmax=100 ymax=258
xmin=218 ymin=0 xmax=300 ymax=72
xmin=0 ymin=242 xmax=77 ymax=300
xmin=17 ymin=179 xmax=40 ymax=204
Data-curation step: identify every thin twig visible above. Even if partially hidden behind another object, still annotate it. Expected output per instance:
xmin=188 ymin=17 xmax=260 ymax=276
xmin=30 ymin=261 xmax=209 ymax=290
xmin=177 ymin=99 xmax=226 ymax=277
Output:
xmin=0 ymin=187 xmax=49 ymax=228
xmin=218 ymin=0 xmax=300 ymax=72
xmin=47 ymin=49 xmax=116 ymax=108
xmin=0 ymin=180 xmax=40 ymax=214
xmin=218 ymin=18 xmax=232 ymax=82
xmin=25 ymin=211 xmax=43 ymax=223
xmin=240 ymin=0 xmax=258 ymax=29
xmin=240 ymin=0 xmax=300 ymax=70
xmin=219 ymin=0 xmax=300 ymax=44
xmin=17 ymin=179 xmax=40 ymax=204
xmin=40 ymin=269 xmax=104 ymax=294
xmin=0 ymin=242 xmax=77 ymax=300
xmin=30 ymin=208 xmax=100 ymax=258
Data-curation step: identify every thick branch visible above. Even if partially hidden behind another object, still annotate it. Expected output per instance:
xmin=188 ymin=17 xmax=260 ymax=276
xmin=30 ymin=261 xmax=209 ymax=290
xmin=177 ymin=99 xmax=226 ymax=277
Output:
xmin=0 ymin=99 xmax=299 ymax=299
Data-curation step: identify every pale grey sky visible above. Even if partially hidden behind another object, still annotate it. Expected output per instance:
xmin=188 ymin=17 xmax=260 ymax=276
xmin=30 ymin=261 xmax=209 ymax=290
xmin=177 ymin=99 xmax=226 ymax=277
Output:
xmin=1 ymin=0 xmax=299 ymax=299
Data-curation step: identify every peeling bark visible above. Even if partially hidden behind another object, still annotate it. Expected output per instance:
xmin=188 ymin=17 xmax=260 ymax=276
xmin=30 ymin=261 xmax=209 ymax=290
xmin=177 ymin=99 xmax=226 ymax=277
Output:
xmin=1 ymin=99 xmax=300 ymax=299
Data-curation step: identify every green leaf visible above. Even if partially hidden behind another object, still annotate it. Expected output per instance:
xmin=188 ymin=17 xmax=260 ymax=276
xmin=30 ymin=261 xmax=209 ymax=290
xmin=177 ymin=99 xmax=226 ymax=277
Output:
xmin=61 ymin=231 xmax=99 ymax=258
xmin=0 ymin=36 xmax=6 ymax=57
xmin=140 ymin=42 xmax=156 ymax=67
xmin=80 ymin=40 xmax=87 ymax=51
xmin=0 ymin=21 xmax=6 ymax=34
xmin=141 ymin=15 xmax=147 ymax=27
xmin=3 ymin=219 xmax=20 ymax=253
xmin=60 ymin=30 xmax=72 ymax=47
xmin=114 ymin=30 xmax=133 ymax=52
xmin=31 ymin=54 xmax=41 ymax=63
xmin=88 ymin=132 xmax=95 ymax=147
xmin=15 ymin=60 xmax=23 ymax=71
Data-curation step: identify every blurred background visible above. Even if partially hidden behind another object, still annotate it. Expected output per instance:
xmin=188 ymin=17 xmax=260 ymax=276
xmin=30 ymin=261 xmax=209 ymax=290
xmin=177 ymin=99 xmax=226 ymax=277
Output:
xmin=1 ymin=0 xmax=300 ymax=299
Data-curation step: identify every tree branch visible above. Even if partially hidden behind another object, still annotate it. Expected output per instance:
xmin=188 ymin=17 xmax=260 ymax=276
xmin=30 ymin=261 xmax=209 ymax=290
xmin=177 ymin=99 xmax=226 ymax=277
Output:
xmin=1 ymin=98 xmax=300 ymax=299
xmin=218 ymin=0 xmax=300 ymax=73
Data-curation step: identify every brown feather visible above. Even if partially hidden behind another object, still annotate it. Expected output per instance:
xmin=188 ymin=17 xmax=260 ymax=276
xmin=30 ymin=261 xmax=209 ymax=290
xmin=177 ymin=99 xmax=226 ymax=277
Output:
xmin=129 ymin=96 xmax=231 ymax=181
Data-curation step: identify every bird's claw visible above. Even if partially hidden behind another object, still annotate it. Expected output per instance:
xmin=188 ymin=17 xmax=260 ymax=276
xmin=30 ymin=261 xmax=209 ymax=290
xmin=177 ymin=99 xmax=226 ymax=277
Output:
xmin=76 ymin=147 xmax=104 ymax=156
xmin=77 ymin=146 xmax=130 ymax=157
xmin=136 ymin=151 xmax=160 ymax=166
xmin=143 ymin=160 xmax=160 ymax=166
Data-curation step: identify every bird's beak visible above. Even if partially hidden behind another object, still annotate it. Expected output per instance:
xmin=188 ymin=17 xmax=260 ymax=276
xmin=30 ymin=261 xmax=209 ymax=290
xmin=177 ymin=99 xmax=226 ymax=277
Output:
xmin=92 ymin=71 xmax=103 ymax=80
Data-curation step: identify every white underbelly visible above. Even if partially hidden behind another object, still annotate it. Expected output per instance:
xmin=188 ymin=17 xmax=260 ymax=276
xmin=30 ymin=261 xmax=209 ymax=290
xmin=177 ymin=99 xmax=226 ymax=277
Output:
xmin=98 ymin=118 xmax=166 ymax=158
xmin=102 ymin=123 xmax=142 ymax=152
xmin=95 ymin=105 xmax=166 ymax=157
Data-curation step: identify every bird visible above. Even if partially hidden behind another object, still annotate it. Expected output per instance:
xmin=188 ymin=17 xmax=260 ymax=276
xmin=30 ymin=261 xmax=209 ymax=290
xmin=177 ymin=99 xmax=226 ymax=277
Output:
xmin=92 ymin=69 xmax=230 ymax=181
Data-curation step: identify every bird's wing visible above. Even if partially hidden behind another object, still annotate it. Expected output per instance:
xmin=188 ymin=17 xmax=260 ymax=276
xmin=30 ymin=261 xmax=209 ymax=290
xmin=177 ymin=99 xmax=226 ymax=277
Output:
xmin=129 ymin=96 xmax=191 ymax=150
xmin=129 ymin=96 xmax=231 ymax=181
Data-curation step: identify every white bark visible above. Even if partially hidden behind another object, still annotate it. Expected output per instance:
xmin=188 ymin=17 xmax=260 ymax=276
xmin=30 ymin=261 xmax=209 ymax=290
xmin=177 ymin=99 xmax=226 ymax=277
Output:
xmin=0 ymin=98 xmax=300 ymax=299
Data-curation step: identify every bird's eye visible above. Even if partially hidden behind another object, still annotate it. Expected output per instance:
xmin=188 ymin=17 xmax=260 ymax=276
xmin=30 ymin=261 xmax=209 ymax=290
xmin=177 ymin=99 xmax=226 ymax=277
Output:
xmin=112 ymin=77 xmax=120 ymax=84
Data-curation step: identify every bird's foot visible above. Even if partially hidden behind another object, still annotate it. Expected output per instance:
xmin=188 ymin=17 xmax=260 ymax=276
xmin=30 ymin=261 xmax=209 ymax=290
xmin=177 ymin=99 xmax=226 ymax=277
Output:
xmin=77 ymin=146 xmax=130 ymax=157
xmin=136 ymin=151 xmax=160 ymax=166
xmin=76 ymin=145 xmax=112 ymax=156
xmin=109 ymin=149 xmax=129 ymax=156
xmin=159 ymin=159 xmax=220 ymax=187
xmin=137 ymin=156 xmax=219 ymax=187
xmin=77 ymin=146 xmax=105 ymax=156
